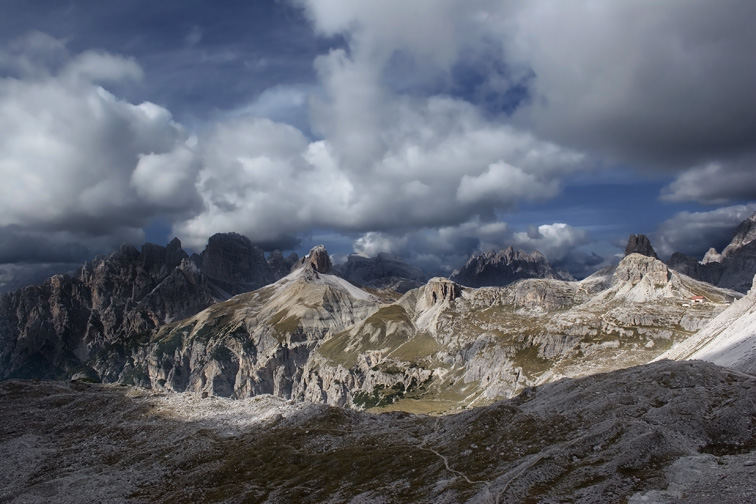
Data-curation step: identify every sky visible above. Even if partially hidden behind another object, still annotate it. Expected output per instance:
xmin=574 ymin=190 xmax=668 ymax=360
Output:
xmin=1 ymin=0 xmax=755 ymax=291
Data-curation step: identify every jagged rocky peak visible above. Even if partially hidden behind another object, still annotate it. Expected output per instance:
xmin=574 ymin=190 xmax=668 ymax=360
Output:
xmin=624 ymin=234 xmax=657 ymax=258
xmin=0 ymin=236 xmax=216 ymax=381
xmin=297 ymin=244 xmax=332 ymax=274
xmin=450 ymin=245 xmax=565 ymax=287
xmin=425 ymin=277 xmax=461 ymax=305
xmin=200 ymin=232 xmax=274 ymax=294
xmin=613 ymin=253 xmax=670 ymax=286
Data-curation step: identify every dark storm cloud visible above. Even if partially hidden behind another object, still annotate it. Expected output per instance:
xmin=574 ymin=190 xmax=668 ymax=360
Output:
xmin=2 ymin=0 xmax=755 ymax=291
xmin=0 ymin=0 xmax=338 ymax=122
xmin=0 ymin=31 xmax=201 ymax=289
xmin=505 ymin=1 xmax=756 ymax=169
xmin=661 ymin=154 xmax=756 ymax=205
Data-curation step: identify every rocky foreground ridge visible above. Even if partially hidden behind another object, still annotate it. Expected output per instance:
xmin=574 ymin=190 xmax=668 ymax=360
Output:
xmin=1 ymin=360 xmax=753 ymax=503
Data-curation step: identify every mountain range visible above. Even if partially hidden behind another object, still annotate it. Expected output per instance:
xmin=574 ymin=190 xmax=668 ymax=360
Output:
xmin=3 ymin=216 xmax=754 ymax=404
xmin=1 ymin=213 xmax=755 ymax=502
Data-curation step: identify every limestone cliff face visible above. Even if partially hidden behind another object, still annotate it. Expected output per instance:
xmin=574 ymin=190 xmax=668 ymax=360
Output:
xmin=424 ymin=277 xmax=461 ymax=305
xmin=0 ymin=233 xmax=283 ymax=382
xmin=0 ymin=240 xmax=214 ymax=381
xmin=294 ymin=245 xmax=332 ymax=274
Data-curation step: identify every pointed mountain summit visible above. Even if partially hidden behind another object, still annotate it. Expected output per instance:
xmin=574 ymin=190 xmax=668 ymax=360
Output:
xmin=294 ymin=244 xmax=332 ymax=274
xmin=624 ymin=234 xmax=657 ymax=258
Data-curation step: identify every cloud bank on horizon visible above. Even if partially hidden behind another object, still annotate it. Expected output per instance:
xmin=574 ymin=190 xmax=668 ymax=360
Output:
xmin=1 ymin=0 xmax=755 ymax=290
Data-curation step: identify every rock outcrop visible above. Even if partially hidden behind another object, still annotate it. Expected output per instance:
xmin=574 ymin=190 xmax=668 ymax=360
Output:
xmin=334 ymin=253 xmax=426 ymax=293
xmin=624 ymin=233 xmax=658 ymax=258
xmin=701 ymin=247 xmax=723 ymax=264
xmin=450 ymin=246 xmax=566 ymax=287
xmin=295 ymin=245 xmax=332 ymax=274
xmin=424 ymin=277 xmax=462 ymax=305
xmin=613 ymin=253 xmax=669 ymax=286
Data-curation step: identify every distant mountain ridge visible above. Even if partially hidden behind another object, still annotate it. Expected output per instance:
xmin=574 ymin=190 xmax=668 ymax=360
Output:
xmin=667 ymin=211 xmax=756 ymax=293
xmin=334 ymin=252 xmax=427 ymax=293
xmin=450 ymin=246 xmax=570 ymax=287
